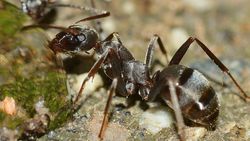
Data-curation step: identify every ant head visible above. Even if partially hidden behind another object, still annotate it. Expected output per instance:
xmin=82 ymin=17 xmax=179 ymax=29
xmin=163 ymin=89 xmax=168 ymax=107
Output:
xmin=21 ymin=0 xmax=47 ymax=20
xmin=48 ymin=25 xmax=99 ymax=54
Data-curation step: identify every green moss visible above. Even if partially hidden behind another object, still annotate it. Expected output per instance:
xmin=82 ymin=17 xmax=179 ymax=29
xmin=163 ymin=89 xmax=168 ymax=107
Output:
xmin=0 ymin=1 xmax=27 ymax=40
xmin=42 ymin=72 xmax=68 ymax=113
xmin=4 ymin=116 xmax=24 ymax=129
xmin=0 ymin=71 xmax=71 ymax=130
xmin=48 ymin=104 xmax=73 ymax=130
xmin=0 ymin=112 xmax=5 ymax=121
xmin=1 ymin=77 xmax=40 ymax=116
xmin=0 ymin=1 xmax=72 ymax=131
xmin=0 ymin=112 xmax=24 ymax=129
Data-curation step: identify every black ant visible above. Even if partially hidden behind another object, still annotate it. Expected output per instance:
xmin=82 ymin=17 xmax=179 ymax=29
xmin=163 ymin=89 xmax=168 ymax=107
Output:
xmin=39 ymin=15 xmax=250 ymax=140
xmin=20 ymin=0 xmax=109 ymax=24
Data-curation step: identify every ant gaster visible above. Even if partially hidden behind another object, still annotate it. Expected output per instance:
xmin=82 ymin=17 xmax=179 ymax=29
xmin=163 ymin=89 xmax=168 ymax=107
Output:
xmin=47 ymin=16 xmax=250 ymax=140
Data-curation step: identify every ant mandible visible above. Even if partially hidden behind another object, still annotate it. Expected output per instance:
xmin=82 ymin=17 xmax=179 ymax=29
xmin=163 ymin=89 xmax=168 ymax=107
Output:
xmin=45 ymin=15 xmax=250 ymax=140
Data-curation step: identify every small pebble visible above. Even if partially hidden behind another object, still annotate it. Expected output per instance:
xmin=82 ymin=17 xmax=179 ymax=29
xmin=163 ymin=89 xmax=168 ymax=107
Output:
xmin=185 ymin=127 xmax=207 ymax=141
xmin=170 ymin=28 xmax=189 ymax=49
xmin=123 ymin=1 xmax=135 ymax=14
xmin=47 ymin=131 xmax=56 ymax=139
xmin=66 ymin=73 xmax=103 ymax=100
xmin=139 ymin=106 xmax=173 ymax=134
xmin=0 ymin=96 xmax=16 ymax=116
xmin=182 ymin=0 xmax=213 ymax=12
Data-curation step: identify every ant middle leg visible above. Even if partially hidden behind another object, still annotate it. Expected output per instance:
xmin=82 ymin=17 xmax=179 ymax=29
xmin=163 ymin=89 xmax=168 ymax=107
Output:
xmin=169 ymin=37 xmax=250 ymax=101
xmin=98 ymin=78 xmax=118 ymax=140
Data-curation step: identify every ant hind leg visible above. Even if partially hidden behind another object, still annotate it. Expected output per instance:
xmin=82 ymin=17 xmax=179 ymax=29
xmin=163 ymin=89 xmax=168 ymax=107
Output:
xmin=168 ymin=80 xmax=186 ymax=141
xmin=169 ymin=37 xmax=250 ymax=102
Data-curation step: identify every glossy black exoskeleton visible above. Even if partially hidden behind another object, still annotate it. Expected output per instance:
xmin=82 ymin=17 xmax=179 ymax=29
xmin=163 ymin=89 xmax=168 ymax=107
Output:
xmin=47 ymin=17 xmax=250 ymax=140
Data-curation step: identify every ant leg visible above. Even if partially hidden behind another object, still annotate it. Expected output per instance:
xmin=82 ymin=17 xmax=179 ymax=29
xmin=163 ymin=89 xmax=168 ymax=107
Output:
xmin=75 ymin=10 xmax=110 ymax=24
xmin=89 ymin=0 xmax=104 ymax=36
xmin=102 ymin=32 xmax=122 ymax=44
xmin=169 ymin=37 xmax=250 ymax=101
xmin=48 ymin=3 xmax=110 ymax=21
xmin=98 ymin=78 xmax=118 ymax=140
xmin=145 ymin=34 xmax=169 ymax=68
xmin=168 ymin=80 xmax=186 ymax=141
xmin=21 ymin=24 xmax=67 ymax=31
xmin=22 ymin=10 xmax=109 ymax=31
xmin=73 ymin=49 xmax=111 ymax=109
xmin=22 ymin=2 xmax=109 ymax=31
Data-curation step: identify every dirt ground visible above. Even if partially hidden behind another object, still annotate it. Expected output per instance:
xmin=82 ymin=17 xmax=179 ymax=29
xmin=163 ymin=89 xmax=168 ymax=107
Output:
xmin=1 ymin=0 xmax=250 ymax=141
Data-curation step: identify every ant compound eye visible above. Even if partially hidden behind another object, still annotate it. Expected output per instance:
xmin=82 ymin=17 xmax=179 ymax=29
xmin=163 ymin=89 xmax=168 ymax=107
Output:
xmin=77 ymin=34 xmax=86 ymax=42
xmin=78 ymin=29 xmax=98 ymax=51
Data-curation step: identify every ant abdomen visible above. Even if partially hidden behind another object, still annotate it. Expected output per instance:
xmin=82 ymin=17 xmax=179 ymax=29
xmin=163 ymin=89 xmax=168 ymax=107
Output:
xmin=150 ymin=65 xmax=219 ymax=130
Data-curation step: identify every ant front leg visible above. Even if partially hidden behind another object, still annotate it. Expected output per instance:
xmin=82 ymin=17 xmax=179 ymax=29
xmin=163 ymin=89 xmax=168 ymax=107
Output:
xmin=145 ymin=34 xmax=169 ymax=68
xmin=169 ymin=37 xmax=250 ymax=101
xmin=73 ymin=49 xmax=111 ymax=109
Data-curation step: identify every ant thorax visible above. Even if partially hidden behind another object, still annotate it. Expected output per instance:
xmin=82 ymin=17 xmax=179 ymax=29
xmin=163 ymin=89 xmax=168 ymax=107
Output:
xmin=123 ymin=60 xmax=152 ymax=98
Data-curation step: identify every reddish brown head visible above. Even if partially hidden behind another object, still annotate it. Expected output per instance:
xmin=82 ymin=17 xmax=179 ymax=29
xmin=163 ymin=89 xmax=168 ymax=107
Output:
xmin=48 ymin=25 xmax=99 ymax=54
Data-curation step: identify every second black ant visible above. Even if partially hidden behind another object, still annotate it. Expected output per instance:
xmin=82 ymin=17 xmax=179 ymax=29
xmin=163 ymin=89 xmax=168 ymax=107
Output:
xmin=20 ymin=0 xmax=109 ymax=24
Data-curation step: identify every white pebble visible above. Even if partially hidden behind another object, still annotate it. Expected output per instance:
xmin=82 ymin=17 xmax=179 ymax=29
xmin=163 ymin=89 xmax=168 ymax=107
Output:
xmin=139 ymin=106 xmax=173 ymax=134
xmin=185 ymin=127 xmax=207 ymax=141
xmin=182 ymin=0 xmax=213 ymax=12
xmin=123 ymin=1 xmax=135 ymax=14
xmin=170 ymin=28 xmax=189 ymax=49
xmin=66 ymin=73 xmax=103 ymax=100
xmin=102 ymin=18 xmax=116 ymax=34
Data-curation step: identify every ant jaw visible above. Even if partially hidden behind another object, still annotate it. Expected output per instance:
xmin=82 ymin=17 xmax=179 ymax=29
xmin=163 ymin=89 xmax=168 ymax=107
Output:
xmin=138 ymin=87 xmax=151 ymax=100
xmin=143 ymin=96 xmax=149 ymax=101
